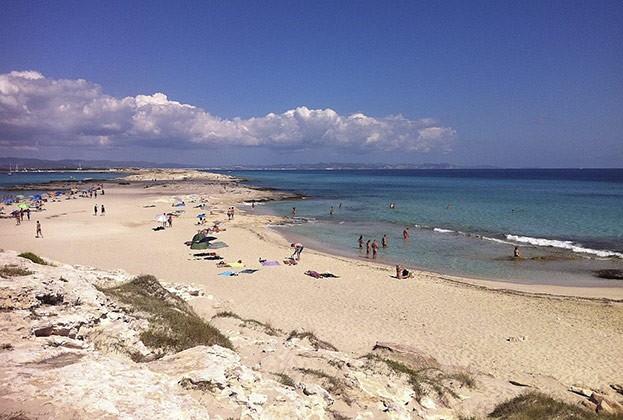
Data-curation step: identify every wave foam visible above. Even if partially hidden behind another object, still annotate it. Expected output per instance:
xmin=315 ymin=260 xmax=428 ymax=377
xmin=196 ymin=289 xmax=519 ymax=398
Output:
xmin=506 ymin=234 xmax=623 ymax=258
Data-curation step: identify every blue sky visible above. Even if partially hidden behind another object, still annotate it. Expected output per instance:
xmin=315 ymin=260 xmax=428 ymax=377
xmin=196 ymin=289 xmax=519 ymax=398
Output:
xmin=1 ymin=0 xmax=621 ymax=167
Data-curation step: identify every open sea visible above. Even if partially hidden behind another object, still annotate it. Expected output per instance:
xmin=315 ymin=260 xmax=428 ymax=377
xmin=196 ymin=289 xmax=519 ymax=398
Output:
xmin=223 ymin=169 xmax=623 ymax=287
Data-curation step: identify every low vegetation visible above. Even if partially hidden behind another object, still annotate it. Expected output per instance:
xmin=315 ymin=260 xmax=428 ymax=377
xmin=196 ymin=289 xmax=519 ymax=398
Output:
xmin=271 ymin=372 xmax=296 ymax=388
xmin=18 ymin=252 xmax=47 ymax=265
xmin=98 ymin=275 xmax=233 ymax=361
xmin=364 ymin=354 xmax=475 ymax=404
xmin=213 ymin=311 xmax=283 ymax=336
xmin=296 ymin=367 xmax=342 ymax=392
xmin=0 ymin=264 xmax=33 ymax=278
xmin=0 ymin=411 xmax=30 ymax=420
xmin=287 ymin=330 xmax=338 ymax=351
xmin=489 ymin=391 xmax=623 ymax=419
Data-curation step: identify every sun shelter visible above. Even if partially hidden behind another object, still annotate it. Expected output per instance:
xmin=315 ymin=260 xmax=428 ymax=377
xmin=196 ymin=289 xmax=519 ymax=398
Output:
xmin=190 ymin=232 xmax=217 ymax=250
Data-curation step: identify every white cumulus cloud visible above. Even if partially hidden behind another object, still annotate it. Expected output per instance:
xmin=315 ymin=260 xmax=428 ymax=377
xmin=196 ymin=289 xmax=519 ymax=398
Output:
xmin=0 ymin=71 xmax=457 ymax=154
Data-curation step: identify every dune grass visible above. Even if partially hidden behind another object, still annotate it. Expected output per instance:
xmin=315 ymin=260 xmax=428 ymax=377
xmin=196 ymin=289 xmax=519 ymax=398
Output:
xmin=213 ymin=311 xmax=283 ymax=336
xmin=0 ymin=264 xmax=33 ymax=278
xmin=364 ymin=354 xmax=475 ymax=404
xmin=99 ymin=274 xmax=233 ymax=361
xmin=0 ymin=412 xmax=30 ymax=420
xmin=18 ymin=252 xmax=47 ymax=265
xmin=287 ymin=330 xmax=338 ymax=351
xmin=296 ymin=367 xmax=342 ymax=392
xmin=272 ymin=372 xmax=296 ymax=388
xmin=489 ymin=391 xmax=623 ymax=420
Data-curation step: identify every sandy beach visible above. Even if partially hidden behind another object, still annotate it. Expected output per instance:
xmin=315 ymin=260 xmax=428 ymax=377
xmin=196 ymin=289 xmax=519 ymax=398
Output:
xmin=1 ymin=169 xmax=622 ymax=412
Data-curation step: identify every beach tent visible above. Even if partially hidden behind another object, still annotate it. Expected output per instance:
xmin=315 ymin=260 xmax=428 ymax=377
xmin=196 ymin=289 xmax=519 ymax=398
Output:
xmin=155 ymin=214 xmax=168 ymax=223
xmin=190 ymin=233 xmax=217 ymax=250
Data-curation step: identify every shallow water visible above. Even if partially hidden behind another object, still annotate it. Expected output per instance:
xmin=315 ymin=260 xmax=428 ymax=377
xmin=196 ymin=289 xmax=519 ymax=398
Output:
xmin=225 ymin=169 xmax=623 ymax=287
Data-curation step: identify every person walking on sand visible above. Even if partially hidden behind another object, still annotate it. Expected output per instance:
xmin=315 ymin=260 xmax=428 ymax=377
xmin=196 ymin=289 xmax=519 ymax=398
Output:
xmin=101 ymin=204 xmax=105 ymax=216
xmin=403 ymin=227 xmax=409 ymax=240
xmin=36 ymin=220 xmax=43 ymax=238
xmin=372 ymin=239 xmax=379 ymax=259
xmin=291 ymin=242 xmax=304 ymax=261
xmin=382 ymin=234 xmax=388 ymax=248
xmin=94 ymin=204 xmax=98 ymax=216
xmin=366 ymin=240 xmax=371 ymax=258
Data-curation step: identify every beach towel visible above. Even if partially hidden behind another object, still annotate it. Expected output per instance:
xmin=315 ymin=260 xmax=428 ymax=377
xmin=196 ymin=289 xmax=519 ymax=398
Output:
xmin=239 ymin=269 xmax=259 ymax=274
xmin=227 ymin=262 xmax=245 ymax=268
xmin=260 ymin=260 xmax=280 ymax=266
xmin=206 ymin=242 xmax=228 ymax=249
xmin=218 ymin=271 xmax=238 ymax=276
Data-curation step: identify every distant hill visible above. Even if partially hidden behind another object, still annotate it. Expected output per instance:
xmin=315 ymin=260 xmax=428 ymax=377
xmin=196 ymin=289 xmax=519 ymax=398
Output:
xmin=1 ymin=157 xmax=495 ymax=171
xmin=204 ymin=162 xmax=472 ymax=170
xmin=0 ymin=157 xmax=187 ymax=171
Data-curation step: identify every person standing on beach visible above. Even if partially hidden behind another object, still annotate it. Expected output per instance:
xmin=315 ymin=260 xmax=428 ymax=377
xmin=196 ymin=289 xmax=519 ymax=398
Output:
xmin=291 ymin=242 xmax=304 ymax=260
xmin=382 ymin=234 xmax=388 ymax=248
xmin=358 ymin=235 xmax=364 ymax=249
xmin=372 ymin=239 xmax=379 ymax=259
xmin=36 ymin=220 xmax=43 ymax=238
xmin=366 ymin=240 xmax=371 ymax=258
xmin=101 ymin=204 xmax=105 ymax=216
xmin=94 ymin=204 xmax=98 ymax=216
xmin=403 ymin=228 xmax=409 ymax=240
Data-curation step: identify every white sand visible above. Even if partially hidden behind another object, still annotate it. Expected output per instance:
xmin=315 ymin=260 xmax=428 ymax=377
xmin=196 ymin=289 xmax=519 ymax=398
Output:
xmin=1 ymin=169 xmax=622 ymax=395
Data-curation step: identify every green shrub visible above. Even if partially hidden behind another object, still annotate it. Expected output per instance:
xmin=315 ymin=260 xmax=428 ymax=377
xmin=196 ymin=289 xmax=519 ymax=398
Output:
xmin=489 ymin=391 xmax=623 ymax=420
xmin=0 ymin=264 xmax=33 ymax=278
xmin=18 ymin=252 xmax=47 ymax=265
xmin=99 ymin=274 xmax=233 ymax=360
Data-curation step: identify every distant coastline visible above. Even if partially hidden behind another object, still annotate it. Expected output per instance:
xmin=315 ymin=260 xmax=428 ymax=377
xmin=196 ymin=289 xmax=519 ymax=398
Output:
xmin=4 ymin=156 xmax=621 ymax=172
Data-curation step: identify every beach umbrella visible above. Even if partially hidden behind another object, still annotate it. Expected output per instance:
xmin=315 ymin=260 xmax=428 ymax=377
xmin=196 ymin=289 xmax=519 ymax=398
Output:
xmin=33 ymin=195 xmax=42 ymax=201
xmin=196 ymin=213 xmax=205 ymax=218
xmin=2 ymin=198 xmax=14 ymax=205
xmin=155 ymin=214 xmax=168 ymax=223
xmin=55 ymin=191 xmax=63 ymax=196
xmin=17 ymin=203 xmax=30 ymax=210
xmin=16 ymin=194 xmax=25 ymax=200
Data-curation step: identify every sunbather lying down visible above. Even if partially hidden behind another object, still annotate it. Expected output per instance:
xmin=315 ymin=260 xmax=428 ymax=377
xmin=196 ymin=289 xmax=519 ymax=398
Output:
xmin=304 ymin=270 xmax=340 ymax=279
xmin=283 ymin=258 xmax=298 ymax=265
xmin=217 ymin=260 xmax=245 ymax=268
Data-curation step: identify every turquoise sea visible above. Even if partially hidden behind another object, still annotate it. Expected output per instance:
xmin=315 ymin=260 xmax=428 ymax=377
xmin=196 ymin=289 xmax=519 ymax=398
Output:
xmin=223 ymin=169 xmax=623 ymax=287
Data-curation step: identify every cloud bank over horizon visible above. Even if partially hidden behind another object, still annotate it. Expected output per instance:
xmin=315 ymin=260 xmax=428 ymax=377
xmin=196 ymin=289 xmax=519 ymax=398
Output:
xmin=0 ymin=71 xmax=457 ymax=158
